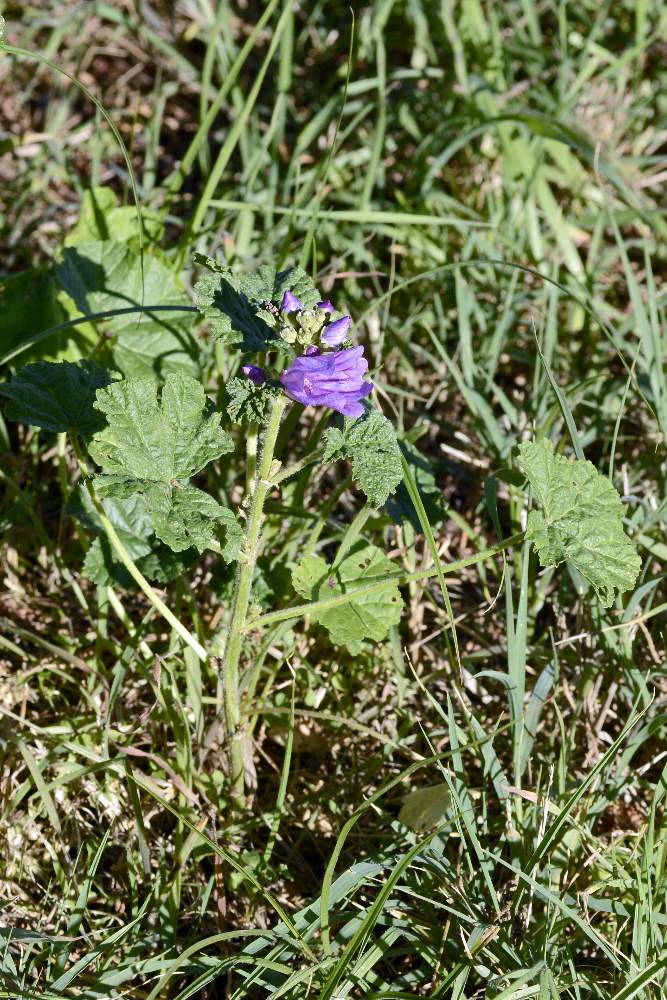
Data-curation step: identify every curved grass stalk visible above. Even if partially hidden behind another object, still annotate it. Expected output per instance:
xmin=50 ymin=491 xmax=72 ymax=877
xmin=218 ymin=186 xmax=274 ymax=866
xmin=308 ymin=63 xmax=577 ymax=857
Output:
xmin=71 ymin=437 xmax=207 ymax=662
xmin=0 ymin=305 xmax=198 ymax=367
xmin=246 ymin=531 xmax=524 ymax=631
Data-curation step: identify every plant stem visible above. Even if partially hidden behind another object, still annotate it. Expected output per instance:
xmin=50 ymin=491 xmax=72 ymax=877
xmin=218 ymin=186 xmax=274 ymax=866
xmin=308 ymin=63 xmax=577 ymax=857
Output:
xmin=246 ymin=422 xmax=258 ymax=493
xmin=246 ymin=531 xmax=525 ymax=630
xmin=221 ymin=395 xmax=288 ymax=808
xmin=70 ymin=436 xmax=207 ymax=662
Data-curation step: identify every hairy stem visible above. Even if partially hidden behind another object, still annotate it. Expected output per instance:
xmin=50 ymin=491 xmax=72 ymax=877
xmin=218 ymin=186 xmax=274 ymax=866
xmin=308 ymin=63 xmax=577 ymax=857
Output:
xmin=221 ymin=395 xmax=288 ymax=808
xmin=70 ymin=436 xmax=207 ymax=662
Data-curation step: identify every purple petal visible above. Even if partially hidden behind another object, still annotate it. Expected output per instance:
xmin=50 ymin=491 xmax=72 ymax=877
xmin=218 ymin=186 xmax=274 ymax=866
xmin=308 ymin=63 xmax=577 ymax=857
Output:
xmin=279 ymin=346 xmax=373 ymax=416
xmin=304 ymin=345 xmax=321 ymax=356
xmin=334 ymin=388 xmax=373 ymax=417
xmin=241 ymin=364 xmax=267 ymax=385
xmin=280 ymin=290 xmax=304 ymax=313
xmin=322 ymin=315 xmax=352 ymax=347
xmin=317 ymin=299 xmax=335 ymax=313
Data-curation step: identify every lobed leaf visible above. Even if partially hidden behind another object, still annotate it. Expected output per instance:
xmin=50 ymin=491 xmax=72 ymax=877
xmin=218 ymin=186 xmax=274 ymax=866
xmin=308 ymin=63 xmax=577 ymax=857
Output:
xmin=68 ymin=488 xmax=197 ymax=585
xmin=56 ymin=240 xmax=197 ymax=379
xmin=89 ymin=373 xmax=237 ymax=554
xmin=292 ymin=542 xmax=404 ymax=653
xmin=194 ymin=261 xmax=320 ymax=350
xmin=518 ymin=438 xmax=641 ymax=607
xmin=139 ymin=482 xmax=228 ymax=554
xmin=89 ymin=374 xmax=232 ymax=481
xmin=225 ymin=375 xmax=280 ymax=425
xmin=64 ymin=187 xmax=162 ymax=246
xmin=0 ymin=360 xmax=113 ymax=436
xmin=323 ymin=410 xmax=403 ymax=507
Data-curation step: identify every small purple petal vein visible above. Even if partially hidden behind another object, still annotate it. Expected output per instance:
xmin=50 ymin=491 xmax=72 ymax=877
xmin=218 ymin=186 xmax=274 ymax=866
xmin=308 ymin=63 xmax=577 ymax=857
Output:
xmin=322 ymin=315 xmax=352 ymax=347
xmin=241 ymin=364 xmax=267 ymax=385
xmin=280 ymin=290 xmax=304 ymax=313
xmin=280 ymin=346 xmax=373 ymax=418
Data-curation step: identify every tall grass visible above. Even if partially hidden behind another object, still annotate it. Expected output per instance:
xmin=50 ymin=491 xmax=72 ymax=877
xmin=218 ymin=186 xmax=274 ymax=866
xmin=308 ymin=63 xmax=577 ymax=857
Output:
xmin=1 ymin=1 xmax=666 ymax=997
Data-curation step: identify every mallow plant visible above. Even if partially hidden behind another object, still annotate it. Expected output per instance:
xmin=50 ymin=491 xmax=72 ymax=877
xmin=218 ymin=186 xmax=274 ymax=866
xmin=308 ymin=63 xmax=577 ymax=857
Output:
xmin=0 ymin=259 xmax=642 ymax=809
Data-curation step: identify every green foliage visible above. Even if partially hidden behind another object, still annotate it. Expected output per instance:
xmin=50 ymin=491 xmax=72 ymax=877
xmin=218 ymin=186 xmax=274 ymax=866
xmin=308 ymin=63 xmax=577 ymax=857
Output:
xmin=0 ymin=267 xmax=68 ymax=361
xmin=83 ymin=537 xmax=195 ymax=586
xmin=0 ymin=360 xmax=113 ymax=435
xmin=292 ymin=541 xmax=404 ymax=653
xmin=68 ymin=487 xmax=196 ymax=585
xmin=194 ymin=261 xmax=320 ymax=349
xmin=89 ymin=374 xmax=236 ymax=553
xmin=133 ymin=484 xmax=226 ymax=553
xmin=89 ymin=373 xmax=231 ymax=481
xmin=68 ymin=486 xmax=153 ymax=561
xmin=518 ymin=438 xmax=641 ymax=607
xmin=323 ymin=410 xmax=403 ymax=507
xmin=56 ymin=241 xmax=197 ymax=378
xmin=4 ymin=3 xmax=667 ymax=997
xmin=225 ymin=375 xmax=279 ymax=424
xmin=399 ymin=785 xmax=452 ymax=832
xmin=216 ymin=506 xmax=244 ymax=562
xmin=64 ymin=187 xmax=161 ymax=246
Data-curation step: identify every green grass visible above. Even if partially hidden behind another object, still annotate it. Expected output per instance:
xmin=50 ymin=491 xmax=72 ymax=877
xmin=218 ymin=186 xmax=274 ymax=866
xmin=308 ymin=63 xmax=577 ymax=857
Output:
xmin=1 ymin=0 xmax=666 ymax=997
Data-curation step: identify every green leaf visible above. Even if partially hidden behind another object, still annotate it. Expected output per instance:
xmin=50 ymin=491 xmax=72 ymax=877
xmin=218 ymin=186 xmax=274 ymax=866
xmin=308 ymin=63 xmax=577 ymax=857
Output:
xmin=69 ymin=487 xmax=199 ymax=586
xmin=142 ymin=483 xmax=228 ymax=554
xmin=67 ymin=486 xmax=153 ymax=562
xmin=89 ymin=373 xmax=234 ymax=553
xmin=65 ymin=187 xmax=162 ymax=246
xmin=194 ymin=262 xmax=320 ymax=350
xmin=292 ymin=542 xmax=404 ymax=653
xmin=323 ymin=410 xmax=403 ymax=507
xmin=0 ymin=360 xmax=113 ymax=435
xmin=90 ymin=374 xmax=231 ymax=480
xmin=518 ymin=438 xmax=641 ymax=607
xmin=225 ymin=375 xmax=279 ymax=424
xmin=83 ymin=536 xmax=197 ymax=587
xmin=135 ymin=546 xmax=198 ymax=585
xmin=56 ymin=241 xmax=197 ymax=379
xmin=82 ymin=538 xmax=128 ymax=586
xmin=399 ymin=785 xmax=452 ymax=832
xmin=0 ymin=267 xmax=70 ymax=362
xmin=217 ymin=507 xmax=244 ymax=562
xmin=386 ymin=442 xmax=445 ymax=531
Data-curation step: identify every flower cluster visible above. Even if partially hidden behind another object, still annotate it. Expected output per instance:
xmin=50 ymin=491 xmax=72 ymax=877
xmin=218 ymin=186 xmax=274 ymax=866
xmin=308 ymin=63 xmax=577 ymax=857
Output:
xmin=241 ymin=290 xmax=373 ymax=419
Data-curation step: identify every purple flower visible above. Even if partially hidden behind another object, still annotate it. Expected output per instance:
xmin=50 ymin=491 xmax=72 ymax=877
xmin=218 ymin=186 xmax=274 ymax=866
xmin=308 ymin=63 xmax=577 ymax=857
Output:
xmin=241 ymin=364 xmax=267 ymax=385
xmin=280 ymin=346 xmax=373 ymax=418
xmin=281 ymin=290 xmax=303 ymax=313
xmin=318 ymin=299 xmax=334 ymax=313
xmin=322 ymin=315 xmax=351 ymax=347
